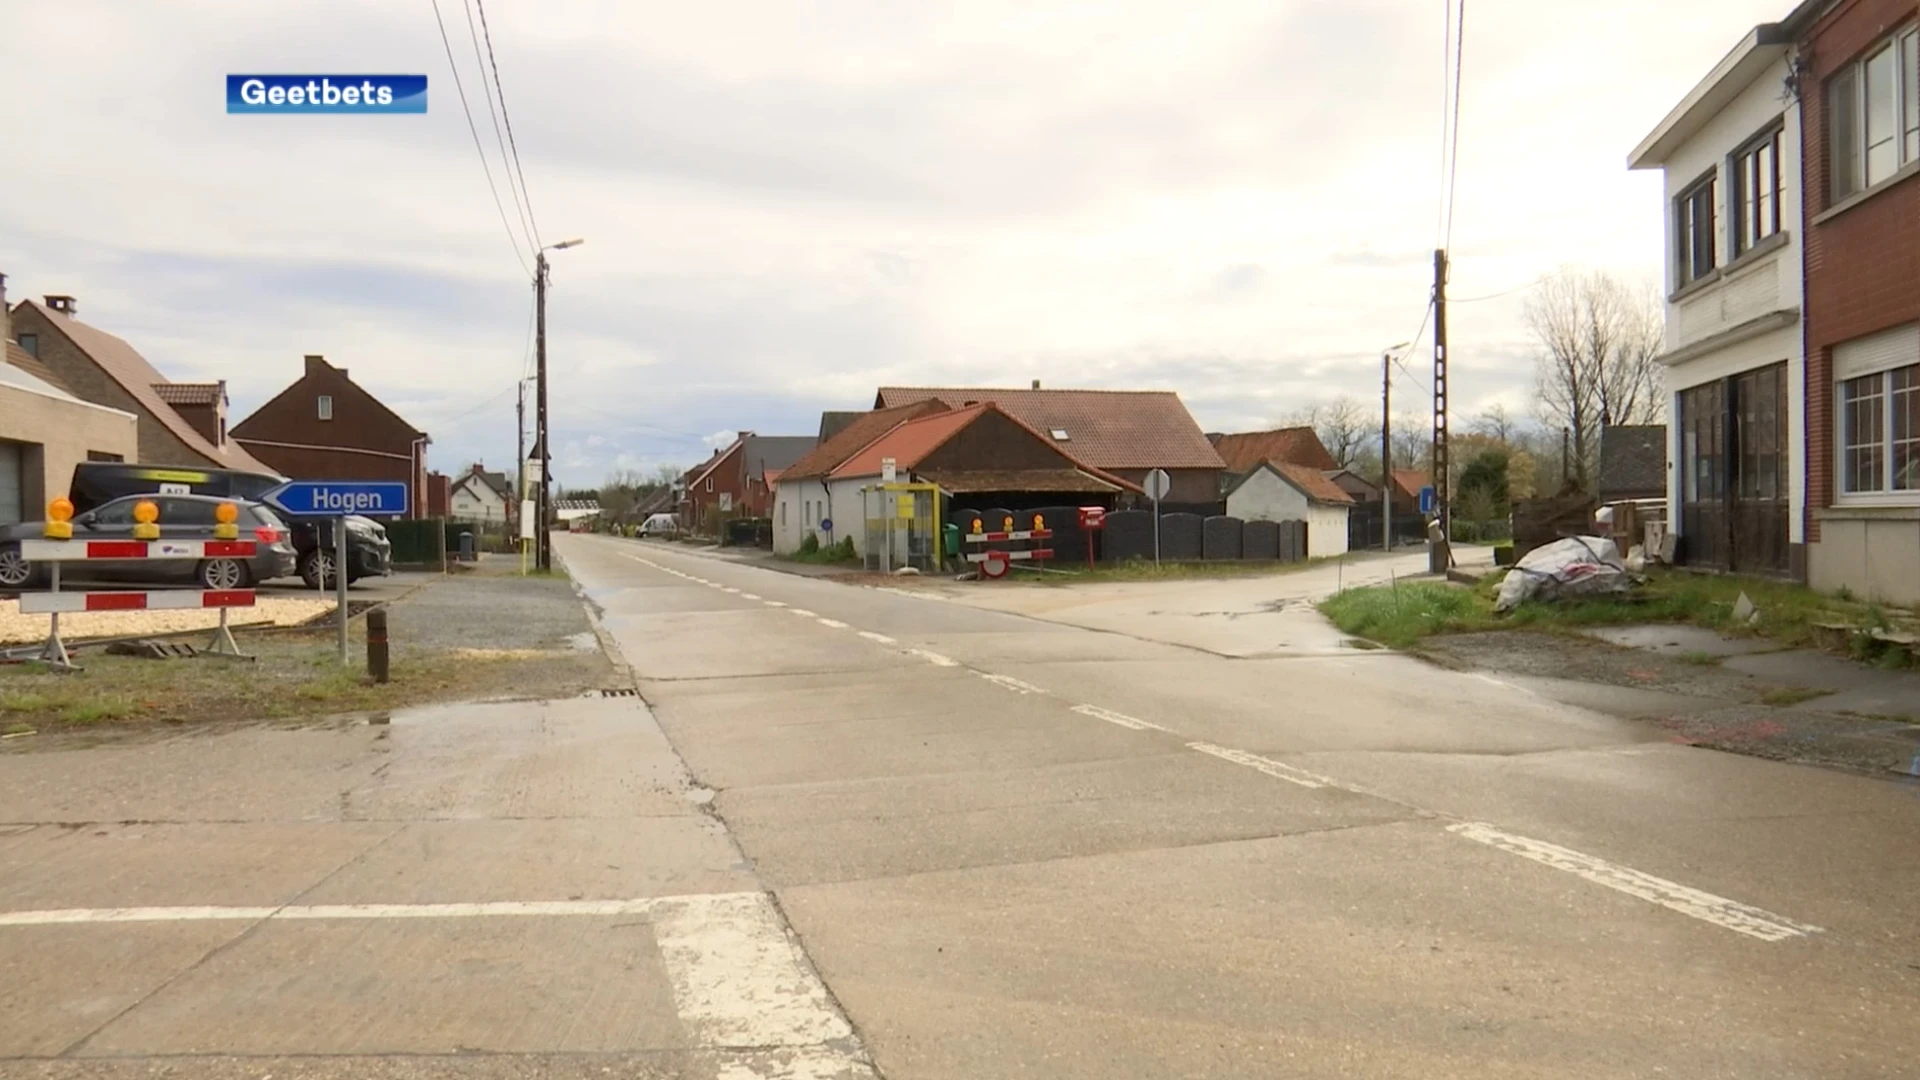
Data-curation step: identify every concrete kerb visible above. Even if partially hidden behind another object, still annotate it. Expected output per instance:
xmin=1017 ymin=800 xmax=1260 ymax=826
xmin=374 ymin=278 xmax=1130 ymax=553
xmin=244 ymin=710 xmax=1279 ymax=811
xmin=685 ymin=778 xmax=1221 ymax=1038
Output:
xmin=555 ymin=550 xmax=639 ymax=692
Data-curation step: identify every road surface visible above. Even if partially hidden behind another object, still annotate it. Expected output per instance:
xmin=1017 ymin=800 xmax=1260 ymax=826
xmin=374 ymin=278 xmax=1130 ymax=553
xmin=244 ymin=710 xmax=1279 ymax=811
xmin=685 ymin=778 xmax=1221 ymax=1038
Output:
xmin=1 ymin=532 xmax=1914 ymax=1078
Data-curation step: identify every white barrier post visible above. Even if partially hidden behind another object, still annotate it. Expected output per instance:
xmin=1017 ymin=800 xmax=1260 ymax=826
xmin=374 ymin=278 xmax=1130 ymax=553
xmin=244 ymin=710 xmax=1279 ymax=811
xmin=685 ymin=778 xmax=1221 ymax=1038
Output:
xmin=42 ymin=560 xmax=72 ymax=671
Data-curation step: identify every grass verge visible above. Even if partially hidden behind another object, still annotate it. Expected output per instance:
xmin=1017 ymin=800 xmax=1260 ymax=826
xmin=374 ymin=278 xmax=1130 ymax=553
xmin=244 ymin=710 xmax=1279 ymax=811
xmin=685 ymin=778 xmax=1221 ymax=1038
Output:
xmin=1319 ymin=567 xmax=1918 ymax=658
xmin=0 ymin=630 xmax=611 ymax=736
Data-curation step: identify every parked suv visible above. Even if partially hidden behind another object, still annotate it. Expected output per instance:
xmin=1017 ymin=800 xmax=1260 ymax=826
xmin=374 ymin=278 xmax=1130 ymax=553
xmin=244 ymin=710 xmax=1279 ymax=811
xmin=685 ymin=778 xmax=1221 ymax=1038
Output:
xmin=0 ymin=494 xmax=297 ymax=590
xmin=65 ymin=462 xmax=392 ymax=588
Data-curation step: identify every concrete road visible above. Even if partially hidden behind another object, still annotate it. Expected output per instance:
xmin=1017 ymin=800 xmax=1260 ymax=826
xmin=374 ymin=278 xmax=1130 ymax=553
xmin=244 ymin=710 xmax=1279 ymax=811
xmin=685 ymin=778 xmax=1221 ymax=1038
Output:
xmin=2 ymin=533 xmax=1916 ymax=1079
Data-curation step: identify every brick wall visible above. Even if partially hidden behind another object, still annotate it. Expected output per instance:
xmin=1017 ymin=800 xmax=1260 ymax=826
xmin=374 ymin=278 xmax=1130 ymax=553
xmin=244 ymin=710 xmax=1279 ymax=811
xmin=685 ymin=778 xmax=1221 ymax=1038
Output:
xmin=9 ymin=304 xmax=215 ymax=467
xmin=1799 ymin=0 xmax=1920 ymax=541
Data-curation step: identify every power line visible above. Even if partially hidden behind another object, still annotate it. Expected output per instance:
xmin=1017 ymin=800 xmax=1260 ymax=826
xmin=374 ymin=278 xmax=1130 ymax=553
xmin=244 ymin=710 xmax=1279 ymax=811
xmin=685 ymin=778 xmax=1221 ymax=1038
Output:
xmin=462 ymin=0 xmax=536 ymax=255
xmin=430 ymin=0 xmax=530 ymax=275
xmin=472 ymin=0 xmax=542 ymax=250
xmin=1452 ymin=274 xmax=1547 ymax=304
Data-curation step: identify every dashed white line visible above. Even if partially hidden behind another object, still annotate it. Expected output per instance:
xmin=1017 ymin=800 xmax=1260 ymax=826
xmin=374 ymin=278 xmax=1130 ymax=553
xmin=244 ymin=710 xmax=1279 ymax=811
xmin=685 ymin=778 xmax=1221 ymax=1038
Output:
xmin=788 ymin=608 xmax=817 ymax=618
xmin=1071 ymin=703 xmax=1169 ymax=732
xmin=857 ymin=631 xmax=897 ymax=645
xmin=816 ymin=618 xmax=849 ymax=629
xmin=764 ymin=601 xmax=788 ymax=608
xmin=741 ymin=593 xmax=761 ymax=600
xmin=975 ymin=672 xmax=1046 ymax=695
xmin=1445 ymin=822 xmax=1823 ymax=942
xmin=905 ymin=648 xmax=958 ymax=668
xmin=1187 ymin=742 xmax=1341 ymax=789
xmin=721 ymin=587 xmax=741 ymax=594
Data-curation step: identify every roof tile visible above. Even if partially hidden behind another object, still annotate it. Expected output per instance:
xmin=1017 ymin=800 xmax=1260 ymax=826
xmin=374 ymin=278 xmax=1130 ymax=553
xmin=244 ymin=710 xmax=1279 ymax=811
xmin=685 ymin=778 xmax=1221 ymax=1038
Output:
xmin=1211 ymin=427 xmax=1337 ymax=473
xmin=873 ymin=387 xmax=1223 ymax=470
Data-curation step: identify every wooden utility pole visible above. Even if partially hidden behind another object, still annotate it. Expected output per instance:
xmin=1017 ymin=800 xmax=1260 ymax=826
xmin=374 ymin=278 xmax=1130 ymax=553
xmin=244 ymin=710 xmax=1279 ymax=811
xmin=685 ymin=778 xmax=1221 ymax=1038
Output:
xmin=1431 ymin=248 xmax=1451 ymax=542
xmin=516 ymin=377 xmax=526 ymax=546
xmin=1381 ymin=350 xmax=1393 ymax=552
xmin=535 ymin=252 xmax=551 ymax=571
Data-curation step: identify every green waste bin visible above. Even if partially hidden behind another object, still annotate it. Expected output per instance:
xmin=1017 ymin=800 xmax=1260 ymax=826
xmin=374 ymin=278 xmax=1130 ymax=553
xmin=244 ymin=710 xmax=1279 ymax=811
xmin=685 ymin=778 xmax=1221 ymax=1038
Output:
xmin=943 ymin=523 xmax=961 ymax=558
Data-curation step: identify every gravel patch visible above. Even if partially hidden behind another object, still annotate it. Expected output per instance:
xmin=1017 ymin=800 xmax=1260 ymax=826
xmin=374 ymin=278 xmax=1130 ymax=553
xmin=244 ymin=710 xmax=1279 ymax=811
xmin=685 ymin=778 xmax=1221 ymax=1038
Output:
xmin=385 ymin=574 xmax=597 ymax=656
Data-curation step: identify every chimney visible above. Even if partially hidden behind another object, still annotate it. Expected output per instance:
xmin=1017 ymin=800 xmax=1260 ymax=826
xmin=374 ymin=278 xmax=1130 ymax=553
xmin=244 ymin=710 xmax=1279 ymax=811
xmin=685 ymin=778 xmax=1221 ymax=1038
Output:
xmin=1031 ymin=379 xmax=1041 ymax=389
xmin=44 ymin=294 xmax=76 ymax=317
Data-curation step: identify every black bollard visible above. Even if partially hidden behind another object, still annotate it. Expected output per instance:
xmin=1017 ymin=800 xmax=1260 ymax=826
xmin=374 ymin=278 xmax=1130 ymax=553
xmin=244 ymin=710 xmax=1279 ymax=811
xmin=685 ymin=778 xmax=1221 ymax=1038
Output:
xmin=366 ymin=607 xmax=390 ymax=684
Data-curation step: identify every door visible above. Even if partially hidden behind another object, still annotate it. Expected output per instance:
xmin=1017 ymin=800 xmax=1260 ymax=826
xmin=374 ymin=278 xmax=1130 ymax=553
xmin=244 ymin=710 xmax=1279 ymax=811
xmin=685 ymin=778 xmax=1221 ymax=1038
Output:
xmin=0 ymin=440 xmax=22 ymax=525
xmin=1678 ymin=364 xmax=1788 ymax=574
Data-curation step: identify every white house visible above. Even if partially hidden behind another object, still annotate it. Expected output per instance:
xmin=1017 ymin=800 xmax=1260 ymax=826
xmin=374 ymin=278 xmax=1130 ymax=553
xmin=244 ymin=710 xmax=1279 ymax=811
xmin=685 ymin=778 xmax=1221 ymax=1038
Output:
xmin=449 ymin=465 xmax=512 ymax=525
xmin=1628 ymin=20 xmax=1805 ymax=576
xmin=1224 ymin=460 xmax=1352 ymax=558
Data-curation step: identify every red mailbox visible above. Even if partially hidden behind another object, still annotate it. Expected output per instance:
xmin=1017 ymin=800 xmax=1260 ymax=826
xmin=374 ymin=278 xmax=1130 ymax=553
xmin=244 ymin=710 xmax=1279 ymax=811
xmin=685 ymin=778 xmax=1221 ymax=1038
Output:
xmin=1076 ymin=506 xmax=1106 ymax=568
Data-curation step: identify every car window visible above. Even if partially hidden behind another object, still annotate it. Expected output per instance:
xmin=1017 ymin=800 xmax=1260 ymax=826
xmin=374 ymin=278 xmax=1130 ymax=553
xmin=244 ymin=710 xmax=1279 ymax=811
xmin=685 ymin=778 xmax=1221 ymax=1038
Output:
xmin=161 ymin=498 xmax=219 ymax=526
xmin=90 ymin=499 xmax=140 ymax=526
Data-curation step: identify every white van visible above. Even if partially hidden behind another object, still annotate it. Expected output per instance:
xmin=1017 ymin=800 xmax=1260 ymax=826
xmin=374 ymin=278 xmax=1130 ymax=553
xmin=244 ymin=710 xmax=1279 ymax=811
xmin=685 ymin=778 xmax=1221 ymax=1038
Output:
xmin=639 ymin=513 xmax=680 ymax=537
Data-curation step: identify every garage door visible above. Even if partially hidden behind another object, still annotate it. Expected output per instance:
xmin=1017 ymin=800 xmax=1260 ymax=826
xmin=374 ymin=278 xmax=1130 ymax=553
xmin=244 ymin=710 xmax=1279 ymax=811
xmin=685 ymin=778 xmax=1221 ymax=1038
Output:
xmin=0 ymin=440 xmax=22 ymax=525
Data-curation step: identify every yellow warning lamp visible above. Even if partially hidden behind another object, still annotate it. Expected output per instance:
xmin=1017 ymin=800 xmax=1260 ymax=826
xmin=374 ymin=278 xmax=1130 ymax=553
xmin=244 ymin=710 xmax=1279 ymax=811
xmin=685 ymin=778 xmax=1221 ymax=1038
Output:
xmin=1002 ymin=515 xmax=1014 ymax=532
xmin=1032 ymin=514 xmax=1044 ymax=531
xmin=44 ymin=497 xmax=74 ymax=540
xmin=213 ymin=501 xmax=240 ymax=540
xmin=970 ymin=518 xmax=983 ymax=534
xmin=132 ymin=499 xmax=160 ymax=540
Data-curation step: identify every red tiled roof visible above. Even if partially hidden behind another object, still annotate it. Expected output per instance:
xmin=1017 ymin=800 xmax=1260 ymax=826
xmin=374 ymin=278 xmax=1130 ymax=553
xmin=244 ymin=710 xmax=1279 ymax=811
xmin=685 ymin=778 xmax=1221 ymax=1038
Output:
xmin=1273 ymin=461 xmax=1354 ymax=505
xmin=916 ymin=468 xmax=1126 ymax=494
xmin=873 ymin=387 xmax=1223 ymax=470
xmin=780 ymin=401 xmax=950 ymax=481
xmin=20 ymin=300 xmax=275 ymax=474
xmin=831 ymin=405 xmax=988 ymax=479
xmin=152 ymin=382 xmax=223 ymax=405
xmin=1210 ymin=427 xmax=1337 ymax=473
xmin=1391 ymin=469 xmax=1431 ymax=498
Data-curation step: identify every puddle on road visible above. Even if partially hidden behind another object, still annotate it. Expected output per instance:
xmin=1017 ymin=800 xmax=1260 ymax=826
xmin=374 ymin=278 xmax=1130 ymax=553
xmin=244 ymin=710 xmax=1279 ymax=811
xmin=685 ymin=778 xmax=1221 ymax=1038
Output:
xmin=566 ymin=631 xmax=599 ymax=651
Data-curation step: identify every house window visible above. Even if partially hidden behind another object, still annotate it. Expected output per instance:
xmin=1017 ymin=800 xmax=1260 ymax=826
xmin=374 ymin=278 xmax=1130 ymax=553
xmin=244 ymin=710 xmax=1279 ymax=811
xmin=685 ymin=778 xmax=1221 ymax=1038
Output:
xmin=1675 ymin=172 xmax=1717 ymax=285
xmin=1829 ymin=25 xmax=1920 ymax=200
xmin=16 ymin=333 xmax=35 ymax=357
xmin=1838 ymin=355 xmax=1920 ymax=496
xmin=317 ymin=395 xmax=333 ymax=420
xmin=1732 ymin=124 xmax=1782 ymax=256
xmin=780 ymin=501 xmax=787 ymax=526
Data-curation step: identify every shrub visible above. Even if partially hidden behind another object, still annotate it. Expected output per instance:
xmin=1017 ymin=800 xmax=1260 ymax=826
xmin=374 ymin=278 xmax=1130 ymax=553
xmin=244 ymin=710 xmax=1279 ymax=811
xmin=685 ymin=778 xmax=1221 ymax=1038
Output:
xmin=798 ymin=533 xmax=820 ymax=555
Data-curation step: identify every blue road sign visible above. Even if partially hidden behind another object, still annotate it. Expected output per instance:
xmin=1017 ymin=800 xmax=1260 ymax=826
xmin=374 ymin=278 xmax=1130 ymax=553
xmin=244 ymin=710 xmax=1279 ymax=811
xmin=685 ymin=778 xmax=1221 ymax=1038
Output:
xmin=1418 ymin=485 xmax=1436 ymax=515
xmin=264 ymin=480 xmax=410 ymax=517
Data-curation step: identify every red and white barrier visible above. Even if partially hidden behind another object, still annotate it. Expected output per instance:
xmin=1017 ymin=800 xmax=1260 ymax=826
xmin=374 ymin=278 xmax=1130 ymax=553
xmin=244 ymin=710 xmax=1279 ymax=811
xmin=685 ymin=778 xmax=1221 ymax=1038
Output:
xmin=964 ymin=524 xmax=1056 ymax=578
xmin=18 ymin=539 xmax=256 ymax=561
xmin=18 ymin=589 xmax=256 ymax=615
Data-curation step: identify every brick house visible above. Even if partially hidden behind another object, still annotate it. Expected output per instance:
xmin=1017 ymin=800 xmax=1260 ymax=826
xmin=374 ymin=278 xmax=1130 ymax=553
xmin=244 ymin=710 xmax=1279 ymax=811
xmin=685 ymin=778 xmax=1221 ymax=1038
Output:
xmin=230 ymin=355 xmax=431 ymax=518
xmin=682 ymin=432 xmax=817 ymax=532
xmin=8 ymin=294 xmax=275 ymax=475
xmin=1795 ymin=0 xmax=1920 ymax=602
xmin=873 ymin=385 xmax=1226 ymax=513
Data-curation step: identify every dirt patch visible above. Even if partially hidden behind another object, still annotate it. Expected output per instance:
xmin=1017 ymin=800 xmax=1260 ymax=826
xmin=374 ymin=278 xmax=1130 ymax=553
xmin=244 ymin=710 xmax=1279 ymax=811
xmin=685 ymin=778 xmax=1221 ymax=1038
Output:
xmin=1417 ymin=631 xmax=1778 ymax=704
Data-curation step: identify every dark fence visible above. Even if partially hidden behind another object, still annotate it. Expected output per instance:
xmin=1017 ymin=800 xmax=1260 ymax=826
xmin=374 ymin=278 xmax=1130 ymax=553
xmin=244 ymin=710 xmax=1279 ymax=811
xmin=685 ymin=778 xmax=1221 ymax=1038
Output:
xmin=1513 ymin=496 xmax=1597 ymax=560
xmin=1243 ymin=520 xmax=1279 ymax=559
xmin=1159 ymin=513 xmax=1204 ymax=560
xmin=1088 ymin=514 xmax=1310 ymax=565
xmin=1103 ymin=510 xmax=1154 ymax=561
xmin=723 ymin=518 xmax=773 ymax=548
xmin=1346 ymin=503 xmax=1429 ymax=551
xmin=1202 ymin=515 xmax=1243 ymax=559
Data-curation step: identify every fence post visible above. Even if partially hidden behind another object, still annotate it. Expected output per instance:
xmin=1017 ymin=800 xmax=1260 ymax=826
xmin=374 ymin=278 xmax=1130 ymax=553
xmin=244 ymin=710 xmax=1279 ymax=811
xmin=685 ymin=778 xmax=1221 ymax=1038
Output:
xmin=366 ymin=607 xmax=390 ymax=683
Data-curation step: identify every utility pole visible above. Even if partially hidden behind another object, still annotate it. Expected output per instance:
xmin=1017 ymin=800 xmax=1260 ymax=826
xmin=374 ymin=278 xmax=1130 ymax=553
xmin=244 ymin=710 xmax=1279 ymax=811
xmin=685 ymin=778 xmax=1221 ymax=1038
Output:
xmin=535 ymin=252 xmax=551 ymax=571
xmin=1381 ymin=350 xmax=1393 ymax=552
xmin=516 ymin=377 xmax=526 ymax=544
xmin=1431 ymin=248 xmax=1451 ymax=547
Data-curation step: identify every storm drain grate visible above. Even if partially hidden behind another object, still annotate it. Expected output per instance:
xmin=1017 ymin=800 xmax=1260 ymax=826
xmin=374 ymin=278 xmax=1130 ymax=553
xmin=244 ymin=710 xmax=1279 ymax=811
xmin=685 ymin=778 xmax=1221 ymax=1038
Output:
xmin=598 ymin=687 xmax=639 ymax=698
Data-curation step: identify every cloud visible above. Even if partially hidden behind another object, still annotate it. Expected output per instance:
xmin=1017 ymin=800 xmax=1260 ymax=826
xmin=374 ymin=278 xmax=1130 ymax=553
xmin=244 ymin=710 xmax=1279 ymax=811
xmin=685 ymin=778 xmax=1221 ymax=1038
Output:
xmin=0 ymin=0 xmax=1791 ymax=481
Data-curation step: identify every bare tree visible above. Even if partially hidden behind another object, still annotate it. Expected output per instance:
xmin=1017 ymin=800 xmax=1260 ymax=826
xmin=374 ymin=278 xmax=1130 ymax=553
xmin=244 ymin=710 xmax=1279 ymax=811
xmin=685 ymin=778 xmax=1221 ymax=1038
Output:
xmin=1524 ymin=268 xmax=1664 ymax=491
xmin=1469 ymin=403 xmax=1521 ymax=445
xmin=1279 ymin=396 xmax=1374 ymax=468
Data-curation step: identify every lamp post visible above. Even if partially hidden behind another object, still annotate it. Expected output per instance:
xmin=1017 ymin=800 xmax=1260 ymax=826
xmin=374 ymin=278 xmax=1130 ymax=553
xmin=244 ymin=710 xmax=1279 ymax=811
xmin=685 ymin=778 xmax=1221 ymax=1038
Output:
xmin=535 ymin=238 xmax=584 ymax=571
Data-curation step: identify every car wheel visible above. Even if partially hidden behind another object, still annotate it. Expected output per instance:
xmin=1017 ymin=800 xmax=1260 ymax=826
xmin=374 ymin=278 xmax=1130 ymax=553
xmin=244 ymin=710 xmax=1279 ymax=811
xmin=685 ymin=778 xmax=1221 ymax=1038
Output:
xmin=198 ymin=557 xmax=252 ymax=590
xmin=0 ymin=544 xmax=39 ymax=590
xmin=300 ymin=549 xmax=338 ymax=590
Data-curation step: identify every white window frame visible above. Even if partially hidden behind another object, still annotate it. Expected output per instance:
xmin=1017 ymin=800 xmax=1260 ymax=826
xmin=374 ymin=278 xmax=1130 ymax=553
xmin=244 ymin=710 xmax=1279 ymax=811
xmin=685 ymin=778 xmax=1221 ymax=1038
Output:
xmin=1833 ymin=323 xmax=1920 ymax=506
xmin=1829 ymin=24 xmax=1920 ymax=202
xmin=317 ymin=394 xmax=333 ymax=420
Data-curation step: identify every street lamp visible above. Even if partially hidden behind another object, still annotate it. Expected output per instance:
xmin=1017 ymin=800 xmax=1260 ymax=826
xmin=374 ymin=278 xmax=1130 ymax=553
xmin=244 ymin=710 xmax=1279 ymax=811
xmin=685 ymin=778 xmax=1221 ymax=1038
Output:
xmin=535 ymin=238 xmax=584 ymax=571
xmin=1382 ymin=341 xmax=1410 ymax=552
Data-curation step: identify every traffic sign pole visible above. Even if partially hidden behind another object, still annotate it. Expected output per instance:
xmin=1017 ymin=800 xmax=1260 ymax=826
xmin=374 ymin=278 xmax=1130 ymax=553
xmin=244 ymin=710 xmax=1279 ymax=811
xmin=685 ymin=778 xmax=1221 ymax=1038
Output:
xmin=336 ymin=514 xmax=349 ymax=663
xmin=1143 ymin=468 xmax=1171 ymax=566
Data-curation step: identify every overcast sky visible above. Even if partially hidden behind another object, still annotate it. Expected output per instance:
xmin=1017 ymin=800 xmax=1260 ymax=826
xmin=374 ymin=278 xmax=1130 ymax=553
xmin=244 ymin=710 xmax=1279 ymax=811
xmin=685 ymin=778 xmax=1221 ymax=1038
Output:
xmin=0 ymin=0 xmax=1795 ymax=485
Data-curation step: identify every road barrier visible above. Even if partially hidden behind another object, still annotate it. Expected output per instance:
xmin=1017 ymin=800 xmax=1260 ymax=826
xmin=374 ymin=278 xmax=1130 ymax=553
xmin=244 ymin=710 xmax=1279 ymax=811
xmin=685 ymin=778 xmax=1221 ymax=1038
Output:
xmin=16 ymin=498 xmax=258 ymax=671
xmin=964 ymin=513 xmax=1055 ymax=579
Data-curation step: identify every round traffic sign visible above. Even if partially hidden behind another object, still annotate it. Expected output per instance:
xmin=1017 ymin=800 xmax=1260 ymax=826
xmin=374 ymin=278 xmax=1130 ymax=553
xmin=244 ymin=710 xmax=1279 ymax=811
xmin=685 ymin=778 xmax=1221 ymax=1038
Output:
xmin=980 ymin=551 xmax=1010 ymax=579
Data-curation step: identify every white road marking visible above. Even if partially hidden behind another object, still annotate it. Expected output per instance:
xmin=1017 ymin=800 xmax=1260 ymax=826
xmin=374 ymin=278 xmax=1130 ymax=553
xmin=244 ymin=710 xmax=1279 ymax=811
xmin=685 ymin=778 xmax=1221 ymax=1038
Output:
xmin=648 ymin=891 xmax=856 ymax=1049
xmin=0 ymin=897 xmax=662 ymax=926
xmin=1187 ymin=742 xmax=1340 ymax=789
xmin=765 ymin=600 xmax=788 ymax=608
xmin=1071 ymin=703 xmax=1169 ymax=732
xmin=787 ymin=608 xmax=817 ymax=618
xmin=741 ymin=593 xmax=761 ymax=600
xmin=905 ymin=648 xmax=958 ymax=667
xmin=1445 ymin=822 xmax=1823 ymax=942
xmin=975 ymin=672 xmax=1046 ymax=695
xmin=857 ymin=631 xmax=897 ymax=645
xmin=874 ymin=585 xmax=946 ymax=602
xmin=721 ymin=587 xmax=741 ymax=594
xmin=715 ymin=1048 xmax=878 ymax=1080
xmin=816 ymin=618 xmax=849 ymax=629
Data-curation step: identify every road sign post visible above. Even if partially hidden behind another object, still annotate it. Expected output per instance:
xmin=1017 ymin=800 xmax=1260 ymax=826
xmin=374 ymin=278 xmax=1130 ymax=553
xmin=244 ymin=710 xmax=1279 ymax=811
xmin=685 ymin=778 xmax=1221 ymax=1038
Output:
xmin=263 ymin=482 xmax=410 ymax=664
xmin=1143 ymin=468 xmax=1171 ymax=566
